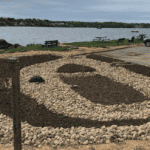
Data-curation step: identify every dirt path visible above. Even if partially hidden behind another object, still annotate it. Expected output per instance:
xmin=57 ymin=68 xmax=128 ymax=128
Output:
xmin=1 ymin=139 xmax=150 ymax=150
xmin=0 ymin=43 xmax=145 ymax=59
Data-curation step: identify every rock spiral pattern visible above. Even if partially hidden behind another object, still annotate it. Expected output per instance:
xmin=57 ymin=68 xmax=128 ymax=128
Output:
xmin=1 ymin=54 xmax=150 ymax=149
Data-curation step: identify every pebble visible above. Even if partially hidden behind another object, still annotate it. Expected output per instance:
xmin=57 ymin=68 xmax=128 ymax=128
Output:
xmin=1 ymin=54 xmax=150 ymax=149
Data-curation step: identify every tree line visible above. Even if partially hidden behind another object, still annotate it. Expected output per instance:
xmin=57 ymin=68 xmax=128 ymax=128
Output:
xmin=0 ymin=17 xmax=150 ymax=28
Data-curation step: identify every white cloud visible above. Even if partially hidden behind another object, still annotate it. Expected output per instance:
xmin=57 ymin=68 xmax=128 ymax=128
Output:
xmin=33 ymin=0 xmax=65 ymax=6
xmin=0 ymin=0 xmax=150 ymax=23
xmin=140 ymin=15 xmax=150 ymax=17
xmin=86 ymin=1 xmax=150 ymax=13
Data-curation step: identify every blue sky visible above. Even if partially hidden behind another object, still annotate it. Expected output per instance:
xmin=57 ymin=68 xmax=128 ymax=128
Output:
xmin=0 ymin=0 xmax=150 ymax=24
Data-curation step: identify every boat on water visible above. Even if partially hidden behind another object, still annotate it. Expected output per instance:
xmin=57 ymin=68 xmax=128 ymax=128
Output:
xmin=131 ymin=31 xmax=139 ymax=32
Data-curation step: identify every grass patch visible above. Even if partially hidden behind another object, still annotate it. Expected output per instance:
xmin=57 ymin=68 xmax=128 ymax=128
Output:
xmin=0 ymin=43 xmax=77 ymax=54
xmin=64 ymin=38 xmax=144 ymax=47
xmin=0 ymin=38 xmax=144 ymax=54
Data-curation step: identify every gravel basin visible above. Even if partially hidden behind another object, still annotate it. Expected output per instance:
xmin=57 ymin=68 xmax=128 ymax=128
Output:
xmin=1 ymin=54 xmax=150 ymax=149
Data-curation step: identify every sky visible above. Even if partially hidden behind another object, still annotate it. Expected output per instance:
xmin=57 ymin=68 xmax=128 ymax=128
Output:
xmin=0 ymin=0 xmax=150 ymax=24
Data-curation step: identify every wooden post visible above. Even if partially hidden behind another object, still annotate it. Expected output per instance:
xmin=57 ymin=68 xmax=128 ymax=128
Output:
xmin=9 ymin=57 xmax=22 ymax=150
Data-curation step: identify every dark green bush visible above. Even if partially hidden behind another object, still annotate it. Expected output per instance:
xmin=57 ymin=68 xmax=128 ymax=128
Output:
xmin=28 ymin=76 xmax=45 ymax=84
xmin=13 ymin=43 xmax=20 ymax=48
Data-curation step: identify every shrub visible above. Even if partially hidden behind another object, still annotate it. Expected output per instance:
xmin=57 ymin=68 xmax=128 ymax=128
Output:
xmin=13 ymin=43 xmax=20 ymax=48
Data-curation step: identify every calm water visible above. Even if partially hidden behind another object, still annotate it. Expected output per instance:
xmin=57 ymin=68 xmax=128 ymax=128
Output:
xmin=0 ymin=27 xmax=149 ymax=47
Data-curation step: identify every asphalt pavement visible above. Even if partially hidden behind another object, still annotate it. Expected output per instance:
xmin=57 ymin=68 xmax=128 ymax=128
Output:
xmin=95 ymin=45 xmax=150 ymax=67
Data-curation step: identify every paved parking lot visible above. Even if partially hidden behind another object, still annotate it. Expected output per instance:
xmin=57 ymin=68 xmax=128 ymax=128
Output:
xmin=97 ymin=45 xmax=150 ymax=67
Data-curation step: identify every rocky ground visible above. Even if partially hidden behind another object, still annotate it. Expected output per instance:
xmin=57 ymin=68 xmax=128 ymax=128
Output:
xmin=0 ymin=39 xmax=25 ymax=49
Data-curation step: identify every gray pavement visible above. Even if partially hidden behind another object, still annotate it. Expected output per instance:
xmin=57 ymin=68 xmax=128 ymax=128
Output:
xmin=95 ymin=46 xmax=150 ymax=67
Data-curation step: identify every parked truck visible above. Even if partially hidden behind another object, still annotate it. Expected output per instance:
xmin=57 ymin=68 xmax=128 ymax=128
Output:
xmin=135 ymin=34 xmax=150 ymax=47
xmin=143 ymin=38 xmax=150 ymax=47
